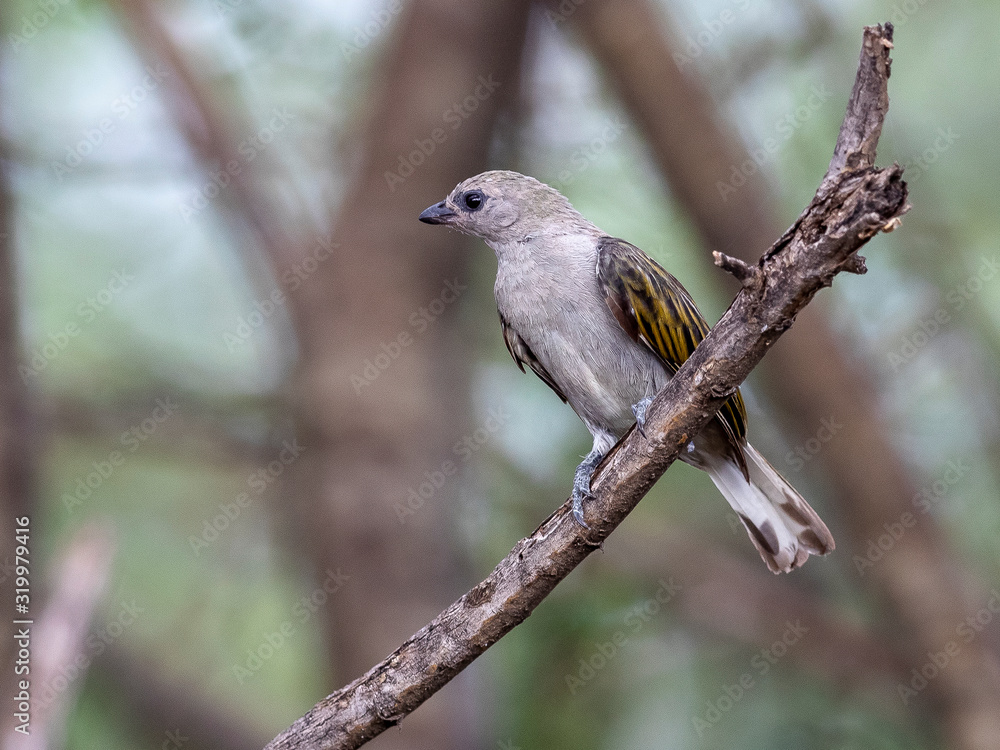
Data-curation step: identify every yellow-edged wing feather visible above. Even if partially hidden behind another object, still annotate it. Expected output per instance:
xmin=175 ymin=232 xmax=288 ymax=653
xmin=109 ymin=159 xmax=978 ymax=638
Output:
xmin=596 ymin=237 xmax=749 ymax=475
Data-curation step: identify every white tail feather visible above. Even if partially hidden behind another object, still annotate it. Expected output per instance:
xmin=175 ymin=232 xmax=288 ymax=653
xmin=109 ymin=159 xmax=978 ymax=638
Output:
xmin=705 ymin=443 xmax=834 ymax=574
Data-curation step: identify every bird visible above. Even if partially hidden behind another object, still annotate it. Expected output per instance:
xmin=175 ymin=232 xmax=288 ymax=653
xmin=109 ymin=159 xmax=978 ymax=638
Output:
xmin=419 ymin=170 xmax=834 ymax=573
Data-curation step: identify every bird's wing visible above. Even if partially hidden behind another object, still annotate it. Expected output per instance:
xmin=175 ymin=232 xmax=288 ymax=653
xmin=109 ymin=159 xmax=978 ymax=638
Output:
xmin=499 ymin=311 xmax=568 ymax=404
xmin=596 ymin=236 xmax=749 ymax=474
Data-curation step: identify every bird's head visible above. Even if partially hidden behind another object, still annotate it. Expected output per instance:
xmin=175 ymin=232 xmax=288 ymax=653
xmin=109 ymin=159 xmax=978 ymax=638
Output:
xmin=418 ymin=170 xmax=594 ymax=246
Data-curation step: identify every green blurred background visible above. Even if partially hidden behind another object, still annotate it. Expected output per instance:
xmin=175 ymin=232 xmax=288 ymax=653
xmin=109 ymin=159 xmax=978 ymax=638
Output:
xmin=1 ymin=0 xmax=999 ymax=749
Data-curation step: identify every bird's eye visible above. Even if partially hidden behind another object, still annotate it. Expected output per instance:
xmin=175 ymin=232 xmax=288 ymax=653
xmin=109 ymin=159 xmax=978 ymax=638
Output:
xmin=463 ymin=191 xmax=485 ymax=210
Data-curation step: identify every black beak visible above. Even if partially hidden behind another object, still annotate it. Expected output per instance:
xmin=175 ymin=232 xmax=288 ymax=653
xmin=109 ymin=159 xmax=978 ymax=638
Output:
xmin=419 ymin=201 xmax=457 ymax=225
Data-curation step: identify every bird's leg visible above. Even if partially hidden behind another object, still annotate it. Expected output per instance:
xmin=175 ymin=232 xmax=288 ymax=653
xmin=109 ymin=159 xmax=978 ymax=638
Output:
xmin=571 ymin=447 xmax=605 ymax=528
xmin=631 ymin=396 xmax=654 ymax=438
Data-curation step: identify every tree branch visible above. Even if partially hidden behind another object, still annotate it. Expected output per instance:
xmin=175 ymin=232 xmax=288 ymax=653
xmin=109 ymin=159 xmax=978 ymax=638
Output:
xmin=2 ymin=525 xmax=115 ymax=749
xmin=265 ymin=22 xmax=907 ymax=750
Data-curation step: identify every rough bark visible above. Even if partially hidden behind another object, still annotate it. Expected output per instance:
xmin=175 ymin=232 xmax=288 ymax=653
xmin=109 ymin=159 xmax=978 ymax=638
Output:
xmin=566 ymin=4 xmax=1000 ymax=748
xmin=263 ymin=24 xmax=907 ymax=750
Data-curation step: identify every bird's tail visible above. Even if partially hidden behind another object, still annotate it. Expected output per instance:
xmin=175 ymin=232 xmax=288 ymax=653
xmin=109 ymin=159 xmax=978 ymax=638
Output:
xmin=705 ymin=443 xmax=834 ymax=574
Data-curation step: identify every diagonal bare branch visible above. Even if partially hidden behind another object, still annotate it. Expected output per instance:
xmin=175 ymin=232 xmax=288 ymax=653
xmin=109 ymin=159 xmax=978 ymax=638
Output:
xmin=264 ymin=23 xmax=907 ymax=750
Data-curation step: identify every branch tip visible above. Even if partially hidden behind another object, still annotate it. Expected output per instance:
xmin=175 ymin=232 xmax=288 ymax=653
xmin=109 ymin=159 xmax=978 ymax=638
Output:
xmin=881 ymin=216 xmax=903 ymax=233
xmin=713 ymin=251 xmax=757 ymax=286
xmin=826 ymin=22 xmax=893 ymax=178
xmin=841 ymin=255 xmax=867 ymax=275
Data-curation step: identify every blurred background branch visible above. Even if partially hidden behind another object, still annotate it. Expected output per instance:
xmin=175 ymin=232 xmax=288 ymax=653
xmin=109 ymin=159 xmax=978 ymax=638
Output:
xmin=2 ymin=524 xmax=114 ymax=750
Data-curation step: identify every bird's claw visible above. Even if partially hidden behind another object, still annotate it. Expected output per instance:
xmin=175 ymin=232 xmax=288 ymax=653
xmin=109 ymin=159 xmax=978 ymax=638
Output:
xmin=571 ymin=483 xmax=593 ymax=529
xmin=571 ymin=447 xmax=605 ymax=530
xmin=631 ymin=396 xmax=654 ymax=439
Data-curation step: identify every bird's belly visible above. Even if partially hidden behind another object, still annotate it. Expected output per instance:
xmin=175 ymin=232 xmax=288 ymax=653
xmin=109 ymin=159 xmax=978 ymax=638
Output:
xmin=494 ymin=256 xmax=667 ymax=439
xmin=528 ymin=318 xmax=667 ymax=438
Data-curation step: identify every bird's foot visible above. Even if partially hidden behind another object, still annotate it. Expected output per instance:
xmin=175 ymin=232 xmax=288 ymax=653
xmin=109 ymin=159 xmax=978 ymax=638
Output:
xmin=631 ymin=396 xmax=654 ymax=438
xmin=570 ymin=448 xmax=605 ymax=529
xmin=571 ymin=480 xmax=593 ymax=529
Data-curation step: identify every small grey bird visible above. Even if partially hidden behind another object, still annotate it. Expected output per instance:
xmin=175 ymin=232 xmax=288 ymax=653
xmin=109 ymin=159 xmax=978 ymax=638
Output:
xmin=419 ymin=170 xmax=834 ymax=573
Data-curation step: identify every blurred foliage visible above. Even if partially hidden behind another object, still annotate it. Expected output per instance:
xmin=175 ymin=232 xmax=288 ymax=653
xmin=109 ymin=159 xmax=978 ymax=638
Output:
xmin=3 ymin=0 xmax=999 ymax=748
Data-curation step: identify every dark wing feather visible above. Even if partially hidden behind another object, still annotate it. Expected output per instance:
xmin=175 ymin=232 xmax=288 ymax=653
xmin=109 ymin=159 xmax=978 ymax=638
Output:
xmin=499 ymin=312 xmax=568 ymax=404
xmin=596 ymin=237 xmax=749 ymax=474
